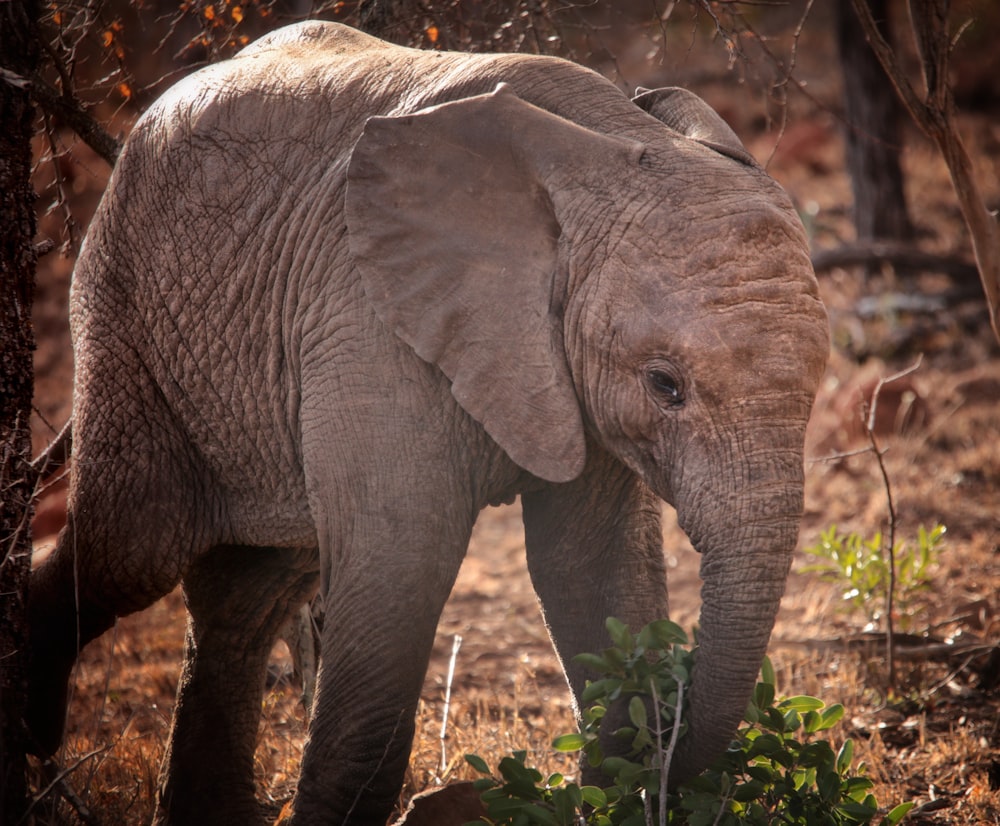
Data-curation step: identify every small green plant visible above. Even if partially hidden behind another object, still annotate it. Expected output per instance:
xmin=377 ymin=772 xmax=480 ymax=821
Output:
xmin=465 ymin=619 xmax=912 ymax=826
xmin=802 ymin=524 xmax=944 ymax=630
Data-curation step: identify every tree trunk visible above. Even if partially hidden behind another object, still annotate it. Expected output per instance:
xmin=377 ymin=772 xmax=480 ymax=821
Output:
xmin=0 ymin=0 xmax=40 ymax=818
xmin=850 ymin=0 xmax=1000 ymax=340
xmin=837 ymin=0 xmax=914 ymax=245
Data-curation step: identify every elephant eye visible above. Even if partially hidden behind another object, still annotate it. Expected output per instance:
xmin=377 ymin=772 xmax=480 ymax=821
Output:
xmin=645 ymin=367 xmax=684 ymax=407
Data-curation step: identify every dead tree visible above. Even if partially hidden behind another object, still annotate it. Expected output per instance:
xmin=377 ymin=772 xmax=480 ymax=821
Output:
xmin=0 ymin=0 xmax=41 ymax=818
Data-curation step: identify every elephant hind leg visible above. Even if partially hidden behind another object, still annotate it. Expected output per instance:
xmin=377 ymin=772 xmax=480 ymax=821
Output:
xmin=25 ymin=525 xmax=119 ymax=757
xmin=26 ymin=499 xmax=201 ymax=758
xmin=154 ymin=544 xmax=318 ymax=826
xmin=26 ymin=431 xmax=216 ymax=758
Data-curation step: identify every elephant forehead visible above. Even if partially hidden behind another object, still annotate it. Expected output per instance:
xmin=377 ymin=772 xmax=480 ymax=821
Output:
xmin=608 ymin=220 xmax=819 ymax=320
xmin=620 ymin=290 xmax=826 ymax=364
xmin=605 ymin=182 xmax=808 ymax=269
xmin=604 ymin=252 xmax=829 ymax=392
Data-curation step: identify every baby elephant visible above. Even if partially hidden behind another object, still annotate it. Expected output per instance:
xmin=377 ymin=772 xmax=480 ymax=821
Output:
xmin=27 ymin=20 xmax=829 ymax=826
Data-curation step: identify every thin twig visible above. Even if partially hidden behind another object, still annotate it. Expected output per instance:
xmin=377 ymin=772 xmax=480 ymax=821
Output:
xmin=655 ymin=678 xmax=684 ymax=826
xmin=438 ymin=633 xmax=462 ymax=778
xmin=865 ymin=420 xmax=895 ymax=686
xmin=809 ymin=445 xmax=879 ymax=464
xmin=863 ymin=356 xmax=923 ymax=690
xmin=647 ymin=680 xmax=660 ymax=826
xmin=20 ymin=750 xmax=109 ymax=826
xmin=920 ymin=651 xmax=984 ymax=700
xmin=867 ymin=357 xmax=925 ymax=433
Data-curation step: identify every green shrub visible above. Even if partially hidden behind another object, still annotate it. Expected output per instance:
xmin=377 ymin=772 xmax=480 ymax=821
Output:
xmin=802 ymin=524 xmax=944 ymax=630
xmin=465 ymin=618 xmax=912 ymax=826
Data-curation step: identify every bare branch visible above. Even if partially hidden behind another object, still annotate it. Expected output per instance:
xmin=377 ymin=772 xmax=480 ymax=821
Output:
xmin=849 ymin=0 xmax=925 ymax=126
xmin=811 ymin=240 xmax=979 ymax=281
xmin=23 ymin=750 xmax=110 ymax=826
xmin=42 ymin=112 xmax=78 ymax=249
xmin=27 ymin=71 xmax=120 ymax=166
xmin=908 ymin=0 xmax=951 ymax=112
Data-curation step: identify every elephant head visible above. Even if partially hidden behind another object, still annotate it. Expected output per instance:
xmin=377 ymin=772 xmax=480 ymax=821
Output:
xmin=347 ymin=83 xmax=828 ymax=783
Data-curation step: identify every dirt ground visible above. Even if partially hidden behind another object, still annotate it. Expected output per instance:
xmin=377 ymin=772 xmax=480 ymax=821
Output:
xmin=24 ymin=13 xmax=1000 ymax=826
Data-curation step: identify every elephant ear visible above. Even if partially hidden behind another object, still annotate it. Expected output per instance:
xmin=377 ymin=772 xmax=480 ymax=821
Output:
xmin=345 ymin=84 xmax=643 ymax=483
xmin=632 ymin=86 xmax=757 ymax=167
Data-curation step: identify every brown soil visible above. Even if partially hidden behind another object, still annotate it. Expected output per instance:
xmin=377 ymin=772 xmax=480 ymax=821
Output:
xmin=25 ymin=18 xmax=1000 ymax=825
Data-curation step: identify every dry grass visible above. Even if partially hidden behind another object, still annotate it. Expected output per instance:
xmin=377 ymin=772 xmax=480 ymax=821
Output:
xmin=26 ymin=524 xmax=1000 ymax=825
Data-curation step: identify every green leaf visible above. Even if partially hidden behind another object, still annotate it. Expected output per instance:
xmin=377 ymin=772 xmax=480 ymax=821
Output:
xmin=760 ymin=655 xmax=776 ymax=687
xmin=627 ymin=696 xmax=647 ymax=730
xmin=552 ymin=733 xmax=588 ymax=752
xmin=639 ymin=619 xmax=688 ymax=649
xmin=818 ymin=769 xmax=841 ymax=802
xmin=525 ymin=804 xmax=559 ymax=825
xmin=551 ymin=787 xmax=578 ymax=823
xmin=465 ymin=753 xmax=491 ymax=775
xmin=573 ymin=652 xmax=614 ymax=675
xmin=780 ymin=695 xmax=826 ymax=713
xmin=747 ymin=733 xmax=784 ymax=758
xmin=843 ymin=776 xmax=875 ymax=799
xmin=802 ymin=709 xmax=822 ymax=733
xmin=819 ymin=703 xmax=845 ymax=730
xmin=782 ymin=708 xmax=803 ymax=732
xmin=670 ymin=662 xmax=691 ymax=683
xmin=601 ymin=755 xmax=645 ymax=786
xmin=837 ymin=738 xmax=855 ymax=774
xmin=761 ymin=706 xmax=787 ymax=732
xmin=882 ymin=801 xmax=915 ymax=825
xmin=604 ymin=646 xmax=628 ymax=672
xmin=731 ymin=779 xmax=766 ymax=803
xmin=580 ymin=786 xmax=608 ymax=808
xmin=605 ymin=617 xmax=632 ymax=651
xmin=752 ymin=681 xmax=775 ymax=711
xmin=582 ymin=679 xmax=621 ymax=704
xmin=746 ymin=764 xmax=777 ymax=784
xmin=564 ymin=783 xmax=583 ymax=810
xmin=840 ymin=800 xmax=880 ymax=820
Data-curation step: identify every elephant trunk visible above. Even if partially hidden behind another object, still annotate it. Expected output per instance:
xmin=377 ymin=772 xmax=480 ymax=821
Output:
xmin=668 ymin=456 xmax=804 ymax=785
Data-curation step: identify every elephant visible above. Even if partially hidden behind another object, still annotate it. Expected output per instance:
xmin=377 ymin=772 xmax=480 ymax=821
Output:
xmin=26 ymin=20 xmax=830 ymax=826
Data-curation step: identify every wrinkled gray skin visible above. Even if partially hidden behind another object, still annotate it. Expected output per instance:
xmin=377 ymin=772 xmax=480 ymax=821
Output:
xmin=27 ymin=21 xmax=829 ymax=826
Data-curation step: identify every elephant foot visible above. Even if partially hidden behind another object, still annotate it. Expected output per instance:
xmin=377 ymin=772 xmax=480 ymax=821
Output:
xmin=154 ymin=774 xmax=270 ymax=826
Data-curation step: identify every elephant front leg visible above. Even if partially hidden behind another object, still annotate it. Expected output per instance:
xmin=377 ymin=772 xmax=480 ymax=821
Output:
xmin=522 ymin=449 xmax=669 ymax=737
xmin=288 ymin=510 xmax=473 ymax=826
